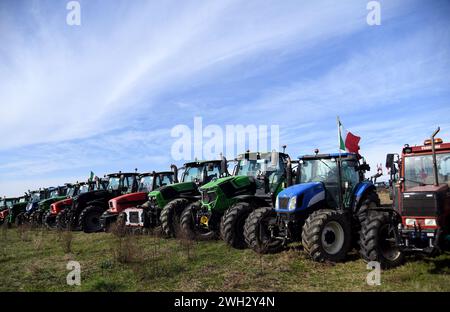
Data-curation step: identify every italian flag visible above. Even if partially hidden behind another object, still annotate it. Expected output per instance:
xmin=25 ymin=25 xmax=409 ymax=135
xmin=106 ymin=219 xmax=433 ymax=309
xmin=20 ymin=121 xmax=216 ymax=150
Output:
xmin=338 ymin=118 xmax=361 ymax=154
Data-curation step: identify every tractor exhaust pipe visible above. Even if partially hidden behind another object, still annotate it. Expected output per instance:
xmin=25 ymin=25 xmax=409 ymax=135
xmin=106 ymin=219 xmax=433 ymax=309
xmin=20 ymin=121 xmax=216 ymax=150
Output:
xmin=220 ymin=154 xmax=228 ymax=177
xmin=431 ymin=127 xmax=440 ymax=186
xmin=171 ymin=164 xmax=179 ymax=183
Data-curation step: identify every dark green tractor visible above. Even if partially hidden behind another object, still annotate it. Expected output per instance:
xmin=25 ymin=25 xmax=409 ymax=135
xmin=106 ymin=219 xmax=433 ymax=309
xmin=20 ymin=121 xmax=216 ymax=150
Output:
xmin=179 ymin=151 xmax=294 ymax=246
xmin=1 ymin=195 xmax=29 ymax=228
xmin=122 ymin=160 xmax=228 ymax=236
xmin=0 ymin=197 xmax=19 ymax=226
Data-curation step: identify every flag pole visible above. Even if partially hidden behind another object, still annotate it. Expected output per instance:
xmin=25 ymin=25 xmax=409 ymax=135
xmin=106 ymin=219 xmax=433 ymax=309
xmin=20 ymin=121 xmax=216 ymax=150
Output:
xmin=336 ymin=116 xmax=343 ymax=211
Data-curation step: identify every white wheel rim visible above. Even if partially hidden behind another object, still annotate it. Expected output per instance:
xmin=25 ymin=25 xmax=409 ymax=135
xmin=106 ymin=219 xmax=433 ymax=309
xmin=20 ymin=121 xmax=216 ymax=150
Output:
xmin=321 ymin=221 xmax=345 ymax=255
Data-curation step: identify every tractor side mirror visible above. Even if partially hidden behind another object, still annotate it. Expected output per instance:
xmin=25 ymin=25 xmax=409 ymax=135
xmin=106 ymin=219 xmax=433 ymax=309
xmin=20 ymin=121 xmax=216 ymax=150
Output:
xmin=358 ymin=163 xmax=370 ymax=172
xmin=386 ymin=154 xmax=395 ymax=169
xmin=220 ymin=156 xmax=228 ymax=177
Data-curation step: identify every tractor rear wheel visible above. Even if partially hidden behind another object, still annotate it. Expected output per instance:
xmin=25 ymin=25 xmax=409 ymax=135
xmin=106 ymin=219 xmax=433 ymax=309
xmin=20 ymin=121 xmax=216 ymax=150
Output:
xmin=56 ymin=210 xmax=69 ymax=230
xmin=244 ymin=206 xmax=283 ymax=254
xmin=221 ymin=202 xmax=254 ymax=249
xmin=360 ymin=212 xmax=404 ymax=269
xmin=180 ymin=201 xmax=218 ymax=241
xmin=79 ymin=206 xmax=105 ymax=233
xmin=43 ymin=211 xmax=56 ymax=230
xmin=302 ymin=209 xmax=351 ymax=262
xmin=353 ymin=191 xmax=380 ymax=249
xmin=161 ymin=198 xmax=190 ymax=237
xmin=30 ymin=211 xmax=42 ymax=227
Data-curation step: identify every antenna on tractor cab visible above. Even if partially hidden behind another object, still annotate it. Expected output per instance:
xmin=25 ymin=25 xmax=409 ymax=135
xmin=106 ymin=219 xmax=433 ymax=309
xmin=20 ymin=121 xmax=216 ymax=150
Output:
xmin=431 ymin=126 xmax=440 ymax=186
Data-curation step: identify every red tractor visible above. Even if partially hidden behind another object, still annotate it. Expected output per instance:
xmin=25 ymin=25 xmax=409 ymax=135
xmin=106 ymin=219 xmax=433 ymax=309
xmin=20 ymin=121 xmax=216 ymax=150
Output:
xmin=360 ymin=127 xmax=450 ymax=268
xmin=45 ymin=181 xmax=99 ymax=230
xmin=99 ymin=171 xmax=175 ymax=231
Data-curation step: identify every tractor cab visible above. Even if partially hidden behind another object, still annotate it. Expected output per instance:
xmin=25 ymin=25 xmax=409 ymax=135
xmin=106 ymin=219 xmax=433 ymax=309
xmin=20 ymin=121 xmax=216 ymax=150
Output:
xmin=0 ymin=197 xmax=18 ymax=211
xmin=385 ymin=130 xmax=450 ymax=251
xmin=25 ymin=190 xmax=44 ymax=212
xmin=105 ymin=172 xmax=140 ymax=196
xmin=180 ymin=160 xmax=225 ymax=185
xmin=233 ymin=151 xmax=292 ymax=200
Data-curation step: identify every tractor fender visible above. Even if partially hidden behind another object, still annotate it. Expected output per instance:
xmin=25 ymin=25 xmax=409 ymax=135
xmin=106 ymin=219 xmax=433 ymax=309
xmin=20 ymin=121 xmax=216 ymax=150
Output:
xmin=275 ymin=182 xmax=325 ymax=213
xmin=351 ymin=182 xmax=377 ymax=210
xmin=232 ymin=195 xmax=269 ymax=208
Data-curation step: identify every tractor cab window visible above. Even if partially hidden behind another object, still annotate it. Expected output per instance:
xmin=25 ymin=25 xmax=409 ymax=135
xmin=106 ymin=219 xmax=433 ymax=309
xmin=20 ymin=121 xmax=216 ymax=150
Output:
xmin=183 ymin=163 xmax=221 ymax=184
xmin=139 ymin=176 xmax=154 ymax=192
xmin=237 ymin=154 xmax=285 ymax=193
xmin=158 ymin=174 xmax=174 ymax=187
xmin=107 ymin=177 xmax=121 ymax=191
xmin=79 ymin=184 xmax=90 ymax=194
xmin=19 ymin=197 xmax=27 ymax=203
xmin=66 ymin=187 xmax=76 ymax=197
xmin=123 ymin=176 xmax=136 ymax=192
xmin=404 ymin=152 xmax=450 ymax=189
xmin=30 ymin=192 xmax=41 ymax=202
xmin=299 ymin=158 xmax=338 ymax=184
xmin=49 ymin=190 xmax=59 ymax=198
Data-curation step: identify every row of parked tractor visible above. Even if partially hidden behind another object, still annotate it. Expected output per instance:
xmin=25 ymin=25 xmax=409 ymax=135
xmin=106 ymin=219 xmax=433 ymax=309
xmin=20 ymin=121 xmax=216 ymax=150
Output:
xmin=1 ymin=128 xmax=449 ymax=269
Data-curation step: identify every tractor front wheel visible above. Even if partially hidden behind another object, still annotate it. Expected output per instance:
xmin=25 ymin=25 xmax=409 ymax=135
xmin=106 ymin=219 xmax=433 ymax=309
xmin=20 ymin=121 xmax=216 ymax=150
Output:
xmin=79 ymin=206 xmax=105 ymax=233
xmin=15 ymin=212 xmax=25 ymax=227
xmin=302 ymin=209 xmax=351 ymax=262
xmin=244 ymin=206 xmax=283 ymax=254
xmin=43 ymin=211 xmax=56 ymax=230
xmin=180 ymin=201 xmax=218 ymax=241
xmin=360 ymin=212 xmax=404 ymax=269
xmin=221 ymin=202 xmax=254 ymax=249
xmin=161 ymin=198 xmax=190 ymax=237
xmin=56 ymin=210 xmax=69 ymax=230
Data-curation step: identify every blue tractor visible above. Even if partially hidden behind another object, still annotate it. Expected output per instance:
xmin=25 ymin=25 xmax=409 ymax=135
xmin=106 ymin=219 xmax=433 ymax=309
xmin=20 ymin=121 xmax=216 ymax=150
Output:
xmin=244 ymin=151 xmax=379 ymax=262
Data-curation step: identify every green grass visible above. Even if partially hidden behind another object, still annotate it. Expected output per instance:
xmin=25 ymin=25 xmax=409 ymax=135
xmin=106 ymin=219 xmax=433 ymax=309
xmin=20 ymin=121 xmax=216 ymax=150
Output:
xmin=0 ymin=225 xmax=449 ymax=292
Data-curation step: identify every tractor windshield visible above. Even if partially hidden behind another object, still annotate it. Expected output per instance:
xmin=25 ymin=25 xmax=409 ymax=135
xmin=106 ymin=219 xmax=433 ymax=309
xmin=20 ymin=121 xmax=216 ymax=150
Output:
xmin=49 ymin=190 xmax=59 ymax=198
xmin=404 ymin=152 xmax=450 ymax=190
xmin=157 ymin=173 xmax=174 ymax=187
xmin=66 ymin=186 xmax=76 ymax=197
xmin=107 ymin=177 xmax=121 ymax=191
xmin=139 ymin=176 xmax=154 ymax=192
xmin=79 ymin=184 xmax=90 ymax=194
xmin=299 ymin=159 xmax=338 ymax=184
xmin=19 ymin=197 xmax=27 ymax=203
xmin=30 ymin=192 xmax=41 ymax=202
xmin=183 ymin=163 xmax=221 ymax=184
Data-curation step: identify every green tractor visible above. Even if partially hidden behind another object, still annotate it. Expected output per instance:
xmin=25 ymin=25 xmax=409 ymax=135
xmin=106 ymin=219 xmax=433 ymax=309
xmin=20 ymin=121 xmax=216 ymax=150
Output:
xmin=122 ymin=160 xmax=228 ymax=235
xmin=30 ymin=185 xmax=69 ymax=226
xmin=0 ymin=197 xmax=19 ymax=226
xmin=1 ymin=195 xmax=29 ymax=228
xmin=179 ymin=150 xmax=294 ymax=245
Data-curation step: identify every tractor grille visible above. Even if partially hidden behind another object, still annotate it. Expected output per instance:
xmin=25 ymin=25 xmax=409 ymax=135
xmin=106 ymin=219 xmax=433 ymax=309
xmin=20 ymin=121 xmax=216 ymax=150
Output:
xmin=402 ymin=192 xmax=440 ymax=216
xmin=128 ymin=211 xmax=140 ymax=224
xmin=278 ymin=197 xmax=290 ymax=209
xmin=201 ymin=190 xmax=216 ymax=204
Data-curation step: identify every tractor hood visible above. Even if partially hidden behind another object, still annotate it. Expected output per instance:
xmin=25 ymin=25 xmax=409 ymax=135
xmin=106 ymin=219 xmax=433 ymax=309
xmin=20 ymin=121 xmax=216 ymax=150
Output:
xmin=39 ymin=196 xmax=66 ymax=206
xmin=108 ymin=191 xmax=148 ymax=213
xmin=275 ymin=182 xmax=325 ymax=212
xmin=201 ymin=175 xmax=252 ymax=191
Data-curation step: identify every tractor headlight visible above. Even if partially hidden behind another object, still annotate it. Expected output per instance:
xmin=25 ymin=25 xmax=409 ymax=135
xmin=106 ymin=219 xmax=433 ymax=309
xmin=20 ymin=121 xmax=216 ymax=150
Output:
xmin=275 ymin=197 xmax=279 ymax=209
xmin=424 ymin=218 xmax=437 ymax=226
xmin=288 ymin=197 xmax=297 ymax=211
xmin=405 ymin=218 xmax=416 ymax=226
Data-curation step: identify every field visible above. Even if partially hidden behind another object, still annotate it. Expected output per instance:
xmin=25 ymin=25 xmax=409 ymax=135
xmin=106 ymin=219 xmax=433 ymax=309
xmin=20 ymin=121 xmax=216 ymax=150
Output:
xmin=0 ymin=191 xmax=449 ymax=292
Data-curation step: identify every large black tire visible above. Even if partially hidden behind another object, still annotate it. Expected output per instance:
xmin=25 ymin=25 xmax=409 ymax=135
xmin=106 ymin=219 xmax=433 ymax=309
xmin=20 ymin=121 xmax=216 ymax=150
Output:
xmin=15 ymin=212 xmax=25 ymax=227
xmin=43 ymin=211 xmax=57 ymax=230
xmin=160 ymin=198 xmax=190 ymax=237
xmin=353 ymin=191 xmax=380 ymax=249
xmin=79 ymin=205 xmax=105 ymax=233
xmin=221 ymin=202 xmax=254 ymax=249
xmin=244 ymin=206 xmax=283 ymax=254
xmin=360 ymin=212 xmax=405 ymax=269
xmin=302 ymin=209 xmax=352 ymax=262
xmin=30 ymin=210 xmax=43 ymax=227
xmin=55 ymin=210 xmax=69 ymax=230
xmin=180 ymin=201 xmax=218 ymax=241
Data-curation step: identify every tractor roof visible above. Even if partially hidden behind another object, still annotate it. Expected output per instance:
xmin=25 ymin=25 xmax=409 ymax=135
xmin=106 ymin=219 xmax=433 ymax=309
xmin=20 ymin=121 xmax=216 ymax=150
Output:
xmin=184 ymin=160 xmax=222 ymax=166
xmin=236 ymin=151 xmax=289 ymax=160
xmin=139 ymin=171 xmax=174 ymax=178
xmin=299 ymin=152 xmax=359 ymax=160
xmin=106 ymin=172 xmax=140 ymax=178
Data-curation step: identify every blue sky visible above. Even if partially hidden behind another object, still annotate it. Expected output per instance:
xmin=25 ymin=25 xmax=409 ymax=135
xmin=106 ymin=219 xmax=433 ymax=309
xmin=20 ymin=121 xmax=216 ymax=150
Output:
xmin=1 ymin=0 xmax=450 ymax=196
